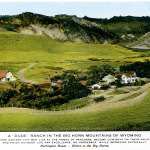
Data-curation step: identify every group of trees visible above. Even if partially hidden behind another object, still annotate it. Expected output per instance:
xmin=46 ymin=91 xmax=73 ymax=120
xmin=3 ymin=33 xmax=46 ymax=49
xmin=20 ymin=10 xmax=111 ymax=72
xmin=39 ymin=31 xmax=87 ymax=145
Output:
xmin=51 ymin=64 xmax=116 ymax=86
xmin=86 ymin=64 xmax=115 ymax=85
xmin=84 ymin=16 xmax=150 ymax=41
xmin=120 ymin=60 xmax=150 ymax=78
xmin=62 ymin=75 xmax=91 ymax=100
xmin=50 ymin=69 xmax=81 ymax=82
xmin=0 ymin=89 xmax=17 ymax=105
xmin=51 ymin=70 xmax=91 ymax=100
xmin=0 ymin=72 xmax=91 ymax=109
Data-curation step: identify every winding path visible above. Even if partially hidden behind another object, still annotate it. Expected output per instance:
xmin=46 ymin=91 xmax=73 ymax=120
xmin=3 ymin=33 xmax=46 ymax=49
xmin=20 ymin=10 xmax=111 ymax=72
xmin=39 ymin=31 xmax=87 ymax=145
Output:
xmin=18 ymin=63 xmax=38 ymax=84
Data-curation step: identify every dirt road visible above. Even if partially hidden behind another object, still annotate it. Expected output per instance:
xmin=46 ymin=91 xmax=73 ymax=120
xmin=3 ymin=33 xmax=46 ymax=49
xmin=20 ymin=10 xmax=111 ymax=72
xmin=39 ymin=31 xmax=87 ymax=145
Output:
xmin=18 ymin=63 xmax=38 ymax=84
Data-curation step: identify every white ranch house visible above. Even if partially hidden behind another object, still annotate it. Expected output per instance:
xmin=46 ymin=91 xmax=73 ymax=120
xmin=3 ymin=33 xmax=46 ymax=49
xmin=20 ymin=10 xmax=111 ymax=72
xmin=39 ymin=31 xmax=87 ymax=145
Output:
xmin=92 ymin=71 xmax=140 ymax=89
xmin=115 ymin=71 xmax=140 ymax=84
xmin=102 ymin=74 xmax=116 ymax=83
xmin=0 ymin=70 xmax=16 ymax=82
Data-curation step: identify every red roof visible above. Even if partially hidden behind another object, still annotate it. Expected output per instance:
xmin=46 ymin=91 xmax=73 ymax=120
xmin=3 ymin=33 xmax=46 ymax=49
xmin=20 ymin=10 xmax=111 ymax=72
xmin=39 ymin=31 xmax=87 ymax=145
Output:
xmin=0 ymin=70 xmax=8 ymax=79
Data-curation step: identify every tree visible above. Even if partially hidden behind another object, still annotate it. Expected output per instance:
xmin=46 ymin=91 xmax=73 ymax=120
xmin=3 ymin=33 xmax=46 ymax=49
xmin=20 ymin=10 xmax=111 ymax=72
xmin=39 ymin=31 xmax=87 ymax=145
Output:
xmin=93 ymin=96 xmax=105 ymax=103
xmin=51 ymin=95 xmax=68 ymax=105
xmin=115 ymin=75 xmax=122 ymax=87
xmin=87 ymin=64 xmax=115 ymax=85
xmin=19 ymin=83 xmax=29 ymax=95
xmin=62 ymin=75 xmax=91 ymax=100
xmin=120 ymin=60 xmax=150 ymax=78
xmin=0 ymin=89 xmax=18 ymax=104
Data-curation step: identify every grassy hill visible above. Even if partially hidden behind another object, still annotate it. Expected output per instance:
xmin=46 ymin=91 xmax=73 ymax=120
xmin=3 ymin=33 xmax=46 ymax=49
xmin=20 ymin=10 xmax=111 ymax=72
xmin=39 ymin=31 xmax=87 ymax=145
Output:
xmin=0 ymin=31 xmax=147 ymax=82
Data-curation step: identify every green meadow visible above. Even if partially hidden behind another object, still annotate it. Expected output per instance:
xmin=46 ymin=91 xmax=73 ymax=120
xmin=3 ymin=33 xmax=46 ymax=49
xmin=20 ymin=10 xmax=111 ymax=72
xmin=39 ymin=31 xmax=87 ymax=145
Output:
xmin=0 ymin=31 xmax=147 ymax=82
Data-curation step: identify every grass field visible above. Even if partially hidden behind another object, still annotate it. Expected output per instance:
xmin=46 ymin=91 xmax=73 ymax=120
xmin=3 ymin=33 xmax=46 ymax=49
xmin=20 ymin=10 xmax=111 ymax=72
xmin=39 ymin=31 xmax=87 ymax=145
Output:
xmin=118 ymin=92 xmax=142 ymax=102
xmin=0 ymin=88 xmax=150 ymax=131
xmin=0 ymin=31 xmax=148 ymax=82
xmin=49 ymin=97 xmax=93 ymax=111
xmin=108 ymin=89 xmax=128 ymax=95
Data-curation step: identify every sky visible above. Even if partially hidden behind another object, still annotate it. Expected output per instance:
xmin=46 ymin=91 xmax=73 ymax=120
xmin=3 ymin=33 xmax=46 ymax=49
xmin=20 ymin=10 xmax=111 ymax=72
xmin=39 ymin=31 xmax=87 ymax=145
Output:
xmin=0 ymin=1 xmax=150 ymax=19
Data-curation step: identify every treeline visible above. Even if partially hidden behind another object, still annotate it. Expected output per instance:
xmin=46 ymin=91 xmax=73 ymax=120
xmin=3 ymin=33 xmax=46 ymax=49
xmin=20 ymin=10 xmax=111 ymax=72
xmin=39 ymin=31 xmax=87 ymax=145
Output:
xmin=120 ymin=60 xmax=150 ymax=78
xmin=84 ymin=16 xmax=150 ymax=37
xmin=51 ymin=64 xmax=116 ymax=86
xmin=86 ymin=64 xmax=115 ymax=85
xmin=0 ymin=12 xmax=57 ymax=31
xmin=84 ymin=16 xmax=150 ymax=23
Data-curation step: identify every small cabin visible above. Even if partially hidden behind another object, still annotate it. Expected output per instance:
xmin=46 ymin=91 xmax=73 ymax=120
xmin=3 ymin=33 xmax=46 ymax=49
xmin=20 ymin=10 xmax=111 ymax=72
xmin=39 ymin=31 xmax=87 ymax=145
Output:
xmin=0 ymin=70 xmax=16 ymax=82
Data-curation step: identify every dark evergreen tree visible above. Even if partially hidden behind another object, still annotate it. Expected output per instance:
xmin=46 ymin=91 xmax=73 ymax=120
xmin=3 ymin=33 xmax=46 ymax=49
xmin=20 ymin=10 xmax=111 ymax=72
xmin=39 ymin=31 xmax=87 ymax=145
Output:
xmin=62 ymin=75 xmax=91 ymax=100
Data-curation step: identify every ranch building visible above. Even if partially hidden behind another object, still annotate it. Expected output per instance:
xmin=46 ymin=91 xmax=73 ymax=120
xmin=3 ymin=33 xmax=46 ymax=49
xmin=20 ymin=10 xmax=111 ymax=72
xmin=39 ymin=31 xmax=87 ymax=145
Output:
xmin=0 ymin=70 xmax=16 ymax=82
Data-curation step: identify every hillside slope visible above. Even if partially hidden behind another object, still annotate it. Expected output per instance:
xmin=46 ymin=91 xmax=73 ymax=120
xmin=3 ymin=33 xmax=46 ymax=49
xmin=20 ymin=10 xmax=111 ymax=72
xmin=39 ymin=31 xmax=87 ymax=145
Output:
xmin=0 ymin=12 xmax=118 ymax=44
xmin=1 ymin=12 xmax=150 ymax=45
xmin=0 ymin=31 xmax=143 ymax=82
xmin=126 ymin=32 xmax=150 ymax=50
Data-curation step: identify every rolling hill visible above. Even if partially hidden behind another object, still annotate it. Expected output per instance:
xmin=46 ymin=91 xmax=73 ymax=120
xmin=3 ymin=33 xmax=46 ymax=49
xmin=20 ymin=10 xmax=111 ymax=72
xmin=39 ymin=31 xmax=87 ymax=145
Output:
xmin=1 ymin=12 xmax=150 ymax=45
xmin=0 ymin=31 xmax=144 ymax=82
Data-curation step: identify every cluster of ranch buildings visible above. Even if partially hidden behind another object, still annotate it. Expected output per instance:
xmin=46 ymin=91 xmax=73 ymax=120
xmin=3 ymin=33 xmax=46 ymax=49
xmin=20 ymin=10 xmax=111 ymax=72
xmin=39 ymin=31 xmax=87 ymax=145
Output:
xmin=0 ymin=70 xmax=140 ymax=90
xmin=92 ymin=71 xmax=140 ymax=90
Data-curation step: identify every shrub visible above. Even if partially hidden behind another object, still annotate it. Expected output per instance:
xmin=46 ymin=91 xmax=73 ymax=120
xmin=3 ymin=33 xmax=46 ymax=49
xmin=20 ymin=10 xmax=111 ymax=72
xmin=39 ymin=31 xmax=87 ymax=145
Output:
xmin=51 ymin=95 xmax=68 ymax=105
xmin=88 ymin=58 xmax=100 ymax=61
xmin=93 ymin=96 xmax=105 ymax=103
xmin=0 ymin=89 xmax=18 ymax=104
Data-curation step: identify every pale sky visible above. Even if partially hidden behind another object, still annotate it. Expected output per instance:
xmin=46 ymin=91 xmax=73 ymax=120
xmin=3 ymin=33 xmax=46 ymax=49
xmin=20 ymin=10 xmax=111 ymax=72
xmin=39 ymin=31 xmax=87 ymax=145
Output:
xmin=0 ymin=1 xmax=150 ymax=18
